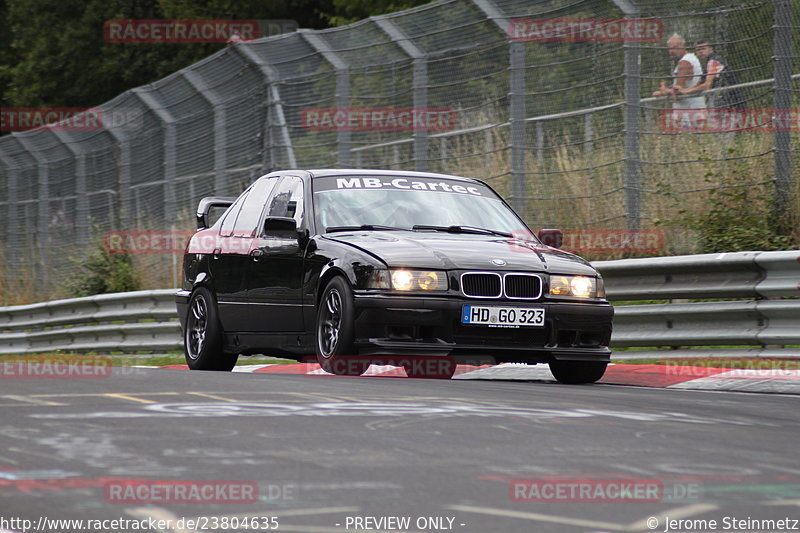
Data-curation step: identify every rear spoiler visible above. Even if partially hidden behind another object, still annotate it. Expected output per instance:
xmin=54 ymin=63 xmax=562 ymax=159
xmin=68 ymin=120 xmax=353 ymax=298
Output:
xmin=196 ymin=196 xmax=236 ymax=229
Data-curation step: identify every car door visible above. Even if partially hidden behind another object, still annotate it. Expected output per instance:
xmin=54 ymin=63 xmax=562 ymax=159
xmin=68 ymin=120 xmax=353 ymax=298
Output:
xmin=212 ymin=178 xmax=279 ymax=331
xmin=210 ymin=188 xmax=251 ymax=331
xmin=246 ymin=175 xmax=307 ymax=333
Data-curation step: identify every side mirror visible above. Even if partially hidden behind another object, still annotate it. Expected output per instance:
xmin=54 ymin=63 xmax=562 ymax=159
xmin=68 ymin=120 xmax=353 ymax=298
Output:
xmin=537 ymin=228 xmax=563 ymax=249
xmin=263 ymin=216 xmax=298 ymax=238
xmin=196 ymin=196 xmax=236 ymax=229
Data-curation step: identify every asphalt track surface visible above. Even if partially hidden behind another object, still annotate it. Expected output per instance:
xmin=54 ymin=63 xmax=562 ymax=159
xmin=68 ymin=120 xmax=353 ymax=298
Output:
xmin=1 ymin=366 xmax=800 ymax=533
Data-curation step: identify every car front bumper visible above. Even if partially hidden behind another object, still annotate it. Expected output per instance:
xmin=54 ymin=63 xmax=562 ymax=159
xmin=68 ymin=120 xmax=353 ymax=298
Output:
xmin=352 ymin=293 xmax=613 ymax=364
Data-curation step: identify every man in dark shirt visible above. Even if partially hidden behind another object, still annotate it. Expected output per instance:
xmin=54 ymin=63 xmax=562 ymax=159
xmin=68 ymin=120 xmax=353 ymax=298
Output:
xmin=676 ymin=39 xmax=745 ymax=109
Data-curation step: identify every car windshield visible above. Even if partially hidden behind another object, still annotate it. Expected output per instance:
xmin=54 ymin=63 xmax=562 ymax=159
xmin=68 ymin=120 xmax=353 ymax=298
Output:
xmin=313 ymin=175 xmax=526 ymax=235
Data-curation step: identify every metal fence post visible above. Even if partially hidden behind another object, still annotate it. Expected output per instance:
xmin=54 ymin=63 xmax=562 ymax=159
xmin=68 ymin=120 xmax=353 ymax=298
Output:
xmin=50 ymin=130 xmax=89 ymax=244
xmin=301 ymin=31 xmax=351 ymax=167
xmin=373 ymin=16 xmax=429 ymax=171
xmin=412 ymin=58 xmax=429 ymax=171
xmin=584 ymin=113 xmax=594 ymax=155
xmin=104 ymin=123 xmax=133 ymax=229
xmin=772 ymin=0 xmax=793 ymax=226
xmin=508 ymin=44 xmax=527 ymax=217
xmin=0 ymin=152 xmax=17 ymax=286
xmin=182 ymin=69 xmax=228 ymax=195
xmin=472 ymin=0 xmax=525 ymax=217
xmin=133 ymin=88 xmax=176 ymax=224
xmin=535 ymin=121 xmax=544 ymax=165
xmin=230 ymin=43 xmax=297 ymax=169
xmin=613 ymin=0 xmax=642 ymax=230
xmin=13 ymin=136 xmax=49 ymax=288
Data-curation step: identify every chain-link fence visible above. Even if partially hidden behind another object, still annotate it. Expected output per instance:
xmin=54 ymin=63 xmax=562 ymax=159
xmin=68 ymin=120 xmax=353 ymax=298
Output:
xmin=0 ymin=0 xmax=797 ymax=303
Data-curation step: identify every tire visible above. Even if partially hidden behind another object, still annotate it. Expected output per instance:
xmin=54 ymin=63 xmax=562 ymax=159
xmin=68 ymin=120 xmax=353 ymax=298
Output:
xmin=549 ymin=360 xmax=607 ymax=384
xmin=316 ymin=277 xmax=369 ymax=377
xmin=403 ymin=356 xmax=457 ymax=379
xmin=184 ymin=287 xmax=237 ymax=371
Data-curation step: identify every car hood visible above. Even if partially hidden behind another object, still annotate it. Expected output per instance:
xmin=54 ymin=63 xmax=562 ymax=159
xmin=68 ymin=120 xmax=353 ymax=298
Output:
xmin=324 ymin=231 xmax=597 ymax=275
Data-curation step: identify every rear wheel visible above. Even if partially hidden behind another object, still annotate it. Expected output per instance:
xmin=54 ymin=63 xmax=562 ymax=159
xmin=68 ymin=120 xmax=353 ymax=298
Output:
xmin=549 ymin=360 xmax=607 ymax=384
xmin=316 ymin=277 xmax=369 ymax=376
xmin=184 ymin=287 xmax=237 ymax=371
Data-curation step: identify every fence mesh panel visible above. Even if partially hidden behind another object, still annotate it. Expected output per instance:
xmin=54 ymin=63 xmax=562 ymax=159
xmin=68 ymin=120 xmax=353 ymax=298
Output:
xmin=0 ymin=0 xmax=797 ymax=303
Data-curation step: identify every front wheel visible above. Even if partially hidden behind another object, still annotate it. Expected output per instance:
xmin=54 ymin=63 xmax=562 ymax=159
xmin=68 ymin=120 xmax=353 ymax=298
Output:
xmin=184 ymin=287 xmax=237 ymax=371
xmin=316 ymin=277 xmax=369 ymax=377
xmin=549 ymin=360 xmax=607 ymax=384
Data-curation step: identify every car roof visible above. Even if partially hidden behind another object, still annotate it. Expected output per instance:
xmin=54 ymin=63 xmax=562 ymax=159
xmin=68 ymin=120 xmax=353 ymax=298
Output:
xmin=290 ymin=169 xmax=480 ymax=184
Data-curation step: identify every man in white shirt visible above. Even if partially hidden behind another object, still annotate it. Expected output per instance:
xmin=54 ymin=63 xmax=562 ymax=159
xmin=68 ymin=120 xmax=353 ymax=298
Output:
xmin=652 ymin=33 xmax=705 ymax=110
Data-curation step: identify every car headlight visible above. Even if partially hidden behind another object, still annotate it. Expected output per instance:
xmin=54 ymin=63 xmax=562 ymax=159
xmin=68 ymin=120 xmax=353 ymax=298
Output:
xmin=548 ymin=275 xmax=602 ymax=298
xmin=366 ymin=269 xmax=447 ymax=291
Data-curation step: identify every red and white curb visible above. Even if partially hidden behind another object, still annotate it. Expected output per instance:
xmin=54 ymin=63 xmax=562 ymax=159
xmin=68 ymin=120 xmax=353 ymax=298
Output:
xmin=156 ymin=362 xmax=800 ymax=394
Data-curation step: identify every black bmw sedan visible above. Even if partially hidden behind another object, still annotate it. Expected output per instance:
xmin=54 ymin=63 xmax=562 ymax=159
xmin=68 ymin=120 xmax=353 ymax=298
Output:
xmin=176 ymin=169 xmax=613 ymax=383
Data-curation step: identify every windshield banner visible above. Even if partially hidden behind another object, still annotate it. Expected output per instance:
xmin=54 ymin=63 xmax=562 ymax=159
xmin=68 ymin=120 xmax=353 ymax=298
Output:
xmin=314 ymin=176 xmax=489 ymax=197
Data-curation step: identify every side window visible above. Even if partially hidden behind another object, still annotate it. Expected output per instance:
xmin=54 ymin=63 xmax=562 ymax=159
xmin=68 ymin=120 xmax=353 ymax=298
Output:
xmin=219 ymin=189 xmax=250 ymax=237
xmin=265 ymin=176 xmax=304 ymax=226
xmin=232 ymin=177 xmax=279 ymax=237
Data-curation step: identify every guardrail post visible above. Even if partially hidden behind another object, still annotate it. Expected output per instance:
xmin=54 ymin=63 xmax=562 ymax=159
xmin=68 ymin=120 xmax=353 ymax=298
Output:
xmin=230 ymin=42 xmax=297 ymax=169
xmin=132 ymin=88 xmax=177 ymax=223
xmin=373 ymin=16 xmax=429 ymax=172
xmin=182 ymin=69 xmax=228 ymax=195
xmin=13 ymin=136 xmax=49 ymax=289
xmin=300 ymin=31 xmax=351 ymax=167
xmin=50 ymin=129 xmax=90 ymax=244
xmin=772 ymin=0 xmax=793 ymax=228
xmin=613 ymin=0 xmax=642 ymax=230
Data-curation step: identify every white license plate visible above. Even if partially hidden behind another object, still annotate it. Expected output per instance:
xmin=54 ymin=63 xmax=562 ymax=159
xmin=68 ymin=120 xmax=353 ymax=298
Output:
xmin=461 ymin=305 xmax=545 ymax=327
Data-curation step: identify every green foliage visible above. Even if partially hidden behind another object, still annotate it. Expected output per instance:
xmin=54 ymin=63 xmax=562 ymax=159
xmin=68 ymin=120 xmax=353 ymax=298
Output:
xmin=324 ymin=0 xmax=432 ymax=26
xmin=659 ymin=146 xmax=796 ymax=254
xmin=1 ymin=0 xmax=406 ymax=110
xmin=68 ymin=234 xmax=140 ymax=297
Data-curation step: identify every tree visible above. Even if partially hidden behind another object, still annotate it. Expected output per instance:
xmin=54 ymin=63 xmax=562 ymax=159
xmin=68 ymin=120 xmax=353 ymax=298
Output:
xmin=3 ymin=0 xmax=418 ymax=110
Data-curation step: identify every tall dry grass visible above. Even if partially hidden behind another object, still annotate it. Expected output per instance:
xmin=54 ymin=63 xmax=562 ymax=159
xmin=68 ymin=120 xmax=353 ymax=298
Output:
xmin=444 ymin=122 xmax=796 ymax=259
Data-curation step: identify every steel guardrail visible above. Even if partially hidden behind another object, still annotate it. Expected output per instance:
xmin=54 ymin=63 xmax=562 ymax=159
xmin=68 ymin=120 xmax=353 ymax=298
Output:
xmin=0 ymin=290 xmax=181 ymax=355
xmin=0 ymin=251 xmax=798 ymax=356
